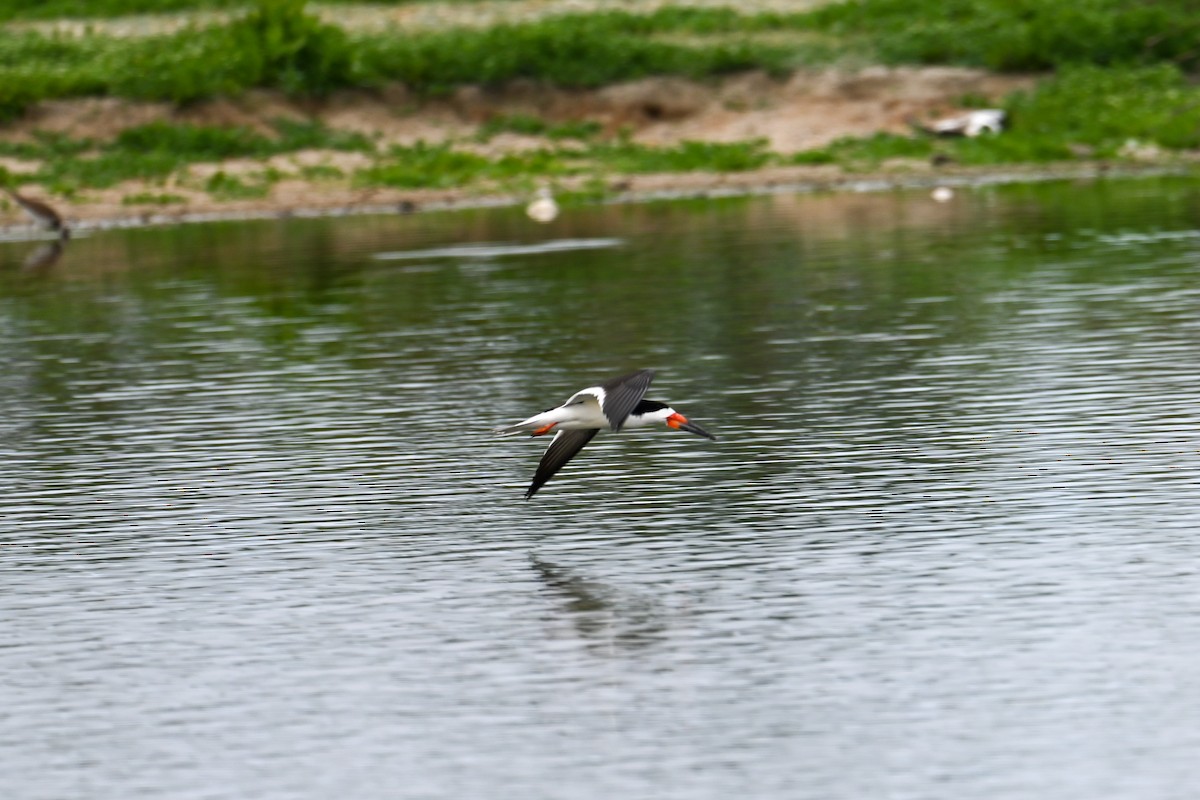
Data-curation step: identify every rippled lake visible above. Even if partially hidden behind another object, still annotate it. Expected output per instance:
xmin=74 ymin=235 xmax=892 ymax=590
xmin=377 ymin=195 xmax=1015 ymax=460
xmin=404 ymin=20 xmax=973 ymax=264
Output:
xmin=5 ymin=177 xmax=1200 ymax=799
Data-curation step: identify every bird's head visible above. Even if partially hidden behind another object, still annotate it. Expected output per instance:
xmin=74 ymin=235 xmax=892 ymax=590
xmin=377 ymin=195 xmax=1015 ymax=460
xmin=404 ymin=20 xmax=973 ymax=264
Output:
xmin=664 ymin=408 xmax=716 ymax=440
xmin=630 ymin=399 xmax=716 ymax=439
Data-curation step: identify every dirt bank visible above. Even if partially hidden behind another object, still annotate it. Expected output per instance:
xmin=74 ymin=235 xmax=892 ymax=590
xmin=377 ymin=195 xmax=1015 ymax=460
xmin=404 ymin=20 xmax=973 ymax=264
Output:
xmin=0 ymin=67 xmax=1093 ymax=231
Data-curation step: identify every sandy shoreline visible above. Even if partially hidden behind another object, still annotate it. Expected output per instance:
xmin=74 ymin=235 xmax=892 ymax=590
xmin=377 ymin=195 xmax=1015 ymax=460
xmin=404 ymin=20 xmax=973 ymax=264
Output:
xmin=0 ymin=68 xmax=1192 ymax=234
xmin=2 ymin=160 xmax=1189 ymax=236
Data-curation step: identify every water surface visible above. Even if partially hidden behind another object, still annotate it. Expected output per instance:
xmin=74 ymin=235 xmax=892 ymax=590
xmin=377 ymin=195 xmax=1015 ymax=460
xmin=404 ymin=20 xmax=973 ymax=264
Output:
xmin=4 ymin=178 xmax=1200 ymax=799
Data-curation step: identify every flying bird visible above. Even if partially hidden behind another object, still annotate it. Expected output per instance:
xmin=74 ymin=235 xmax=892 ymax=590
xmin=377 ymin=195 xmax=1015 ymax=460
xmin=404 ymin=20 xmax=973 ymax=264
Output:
xmin=494 ymin=369 xmax=716 ymax=499
xmin=5 ymin=188 xmax=69 ymax=239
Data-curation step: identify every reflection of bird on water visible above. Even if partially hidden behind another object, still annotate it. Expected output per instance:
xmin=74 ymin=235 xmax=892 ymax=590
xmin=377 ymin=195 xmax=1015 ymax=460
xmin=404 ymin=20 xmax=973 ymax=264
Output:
xmin=525 ymin=186 xmax=559 ymax=223
xmin=528 ymin=556 xmax=668 ymax=649
xmin=22 ymin=239 xmax=66 ymax=272
xmin=5 ymin=187 xmax=71 ymax=240
xmin=529 ymin=557 xmax=612 ymax=614
xmin=3 ymin=186 xmax=71 ymax=272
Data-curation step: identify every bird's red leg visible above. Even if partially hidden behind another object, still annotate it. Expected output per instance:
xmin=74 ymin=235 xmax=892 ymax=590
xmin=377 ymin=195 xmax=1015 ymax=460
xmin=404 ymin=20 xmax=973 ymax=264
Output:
xmin=531 ymin=422 xmax=557 ymax=436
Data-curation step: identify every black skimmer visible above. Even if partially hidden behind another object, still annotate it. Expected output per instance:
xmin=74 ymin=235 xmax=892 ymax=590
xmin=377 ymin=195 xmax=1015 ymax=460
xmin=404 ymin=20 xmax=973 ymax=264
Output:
xmin=494 ymin=368 xmax=716 ymax=499
xmin=911 ymin=109 xmax=1006 ymax=138
xmin=5 ymin=188 xmax=69 ymax=239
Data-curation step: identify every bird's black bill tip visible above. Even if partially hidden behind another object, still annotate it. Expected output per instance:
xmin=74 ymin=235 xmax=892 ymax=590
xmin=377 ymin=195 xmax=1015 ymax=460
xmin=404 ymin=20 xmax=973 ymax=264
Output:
xmin=680 ymin=421 xmax=716 ymax=440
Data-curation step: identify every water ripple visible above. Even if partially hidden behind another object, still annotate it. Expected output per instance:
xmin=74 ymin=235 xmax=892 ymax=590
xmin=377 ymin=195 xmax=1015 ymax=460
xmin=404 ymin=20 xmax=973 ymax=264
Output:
xmin=5 ymin=183 xmax=1200 ymax=800
xmin=372 ymin=237 xmax=623 ymax=261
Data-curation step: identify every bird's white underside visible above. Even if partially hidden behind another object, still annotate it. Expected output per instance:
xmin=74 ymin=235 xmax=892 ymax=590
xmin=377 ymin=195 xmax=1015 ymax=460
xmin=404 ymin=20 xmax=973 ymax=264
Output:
xmin=494 ymin=383 xmax=672 ymax=435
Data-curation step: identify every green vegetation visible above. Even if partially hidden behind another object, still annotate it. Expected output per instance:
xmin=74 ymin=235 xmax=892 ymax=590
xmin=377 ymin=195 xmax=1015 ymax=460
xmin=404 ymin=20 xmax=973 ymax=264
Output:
xmin=298 ymin=164 xmax=344 ymax=180
xmin=794 ymin=64 xmax=1200 ymax=168
xmin=3 ymin=0 xmax=1199 ymax=112
xmin=0 ymin=119 xmax=371 ymax=192
xmin=352 ymin=18 xmax=794 ymax=96
xmin=2 ymin=0 xmax=1199 ymax=206
xmin=476 ymin=115 xmax=603 ymax=142
xmin=585 ymin=139 xmax=773 ymax=173
xmin=112 ymin=119 xmax=371 ymax=158
xmin=0 ymin=0 xmax=498 ymax=21
xmin=4 ymin=62 xmax=1198 ymax=200
xmin=78 ymin=63 xmax=1200 ymax=192
xmin=806 ymin=0 xmax=1200 ymax=72
xmin=102 ymin=0 xmax=356 ymax=103
xmin=792 ymin=133 xmax=932 ymax=167
xmin=0 ymin=0 xmax=238 ymax=20
xmin=792 ymin=129 xmax=1079 ymax=169
xmin=0 ymin=0 xmax=359 ymax=115
xmin=122 ymin=192 xmax=187 ymax=205
xmin=356 ymin=138 xmax=771 ymax=189
xmin=0 ymin=4 xmax=805 ymax=117
xmin=0 ymin=118 xmax=779 ymax=197
xmin=359 ymin=143 xmax=515 ymax=189
xmin=1004 ymin=64 xmax=1200 ymax=152
xmin=205 ymin=169 xmax=270 ymax=198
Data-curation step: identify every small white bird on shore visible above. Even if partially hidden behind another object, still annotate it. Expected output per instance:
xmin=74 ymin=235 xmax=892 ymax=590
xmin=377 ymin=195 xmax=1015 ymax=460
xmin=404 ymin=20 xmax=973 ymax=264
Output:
xmin=526 ymin=186 xmax=559 ymax=223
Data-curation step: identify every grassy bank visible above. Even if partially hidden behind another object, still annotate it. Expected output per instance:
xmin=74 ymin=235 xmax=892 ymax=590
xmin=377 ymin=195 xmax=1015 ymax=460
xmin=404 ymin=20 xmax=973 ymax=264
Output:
xmin=0 ymin=0 xmax=474 ymax=21
xmin=799 ymin=64 xmax=1200 ymax=166
xmin=2 ymin=0 xmax=1199 ymax=212
xmin=1 ymin=117 xmax=775 ymax=199
xmin=5 ymin=0 xmax=1200 ymax=111
xmin=0 ymin=4 xmax=808 ymax=118
xmin=11 ymin=60 xmax=1195 ymax=206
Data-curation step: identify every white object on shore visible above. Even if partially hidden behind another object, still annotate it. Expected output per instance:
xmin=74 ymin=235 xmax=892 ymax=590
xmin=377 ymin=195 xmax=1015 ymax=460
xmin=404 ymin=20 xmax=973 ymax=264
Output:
xmin=526 ymin=187 xmax=559 ymax=223
xmin=927 ymin=109 xmax=1006 ymax=138
xmin=931 ymin=186 xmax=954 ymax=203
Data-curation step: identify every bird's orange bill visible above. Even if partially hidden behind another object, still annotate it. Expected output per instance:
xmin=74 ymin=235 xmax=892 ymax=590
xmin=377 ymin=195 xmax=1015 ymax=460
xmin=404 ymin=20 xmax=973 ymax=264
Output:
xmin=667 ymin=412 xmax=716 ymax=440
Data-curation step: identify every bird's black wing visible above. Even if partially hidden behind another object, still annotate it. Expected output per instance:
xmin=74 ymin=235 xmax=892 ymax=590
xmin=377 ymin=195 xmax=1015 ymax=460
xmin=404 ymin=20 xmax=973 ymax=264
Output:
xmin=525 ymin=428 xmax=600 ymax=499
xmin=6 ymin=188 xmax=63 ymax=231
xmin=598 ymin=369 xmax=655 ymax=431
